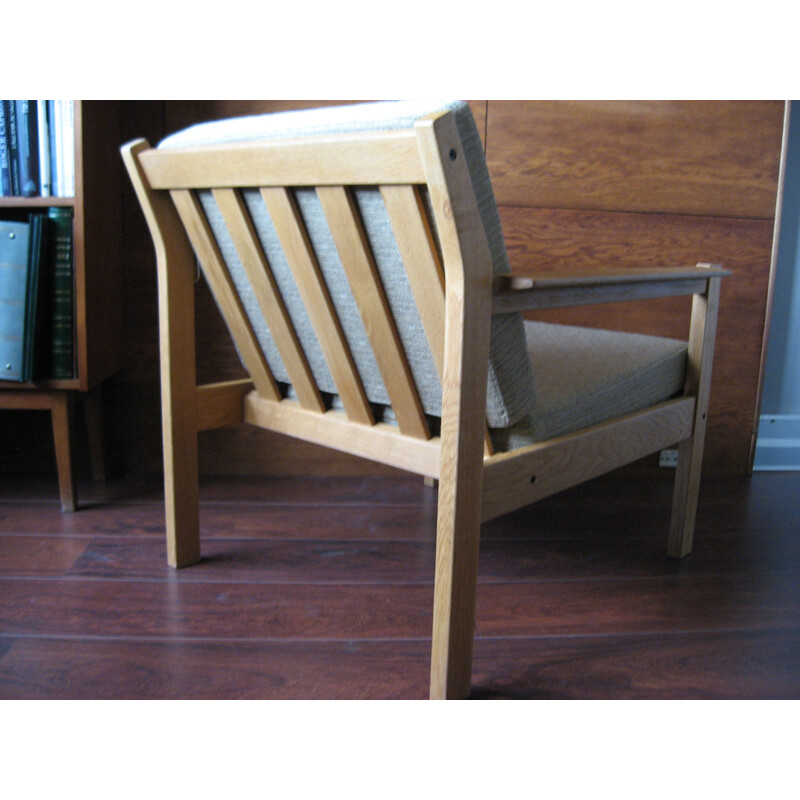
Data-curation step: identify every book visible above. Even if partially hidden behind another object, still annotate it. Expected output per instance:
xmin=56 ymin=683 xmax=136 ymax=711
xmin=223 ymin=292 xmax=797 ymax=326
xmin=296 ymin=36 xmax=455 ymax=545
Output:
xmin=37 ymin=100 xmax=51 ymax=197
xmin=62 ymin=101 xmax=75 ymax=197
xmin=0 ymin=215 xmax=52 ymax=381
xmin=46 ymin=100 xmax=74 ymax=199
xmin=0 ymin=220 xmax=30 ymax=380
xmin=0 ymin=102 xmax=10 ymax=196
xmin=47 ymin=207 xmax=74 ymax=378
xmin=4 ymin=101 xmax=20 ymax=195
xmin=15 ymin=101 xmax=40 ymax=197
xmin=24 ymin=214 xmax=53 ymax=377
xmin=47 ymin=100 xmax=59 ymax=197
xmin=0 ymin=100 xmax=74 ymax=198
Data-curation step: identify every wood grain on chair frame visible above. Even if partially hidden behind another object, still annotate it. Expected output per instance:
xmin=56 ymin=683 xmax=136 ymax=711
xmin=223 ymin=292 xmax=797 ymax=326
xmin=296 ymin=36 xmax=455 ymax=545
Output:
xmin=122 ymin=102 xmax=727 ymax=699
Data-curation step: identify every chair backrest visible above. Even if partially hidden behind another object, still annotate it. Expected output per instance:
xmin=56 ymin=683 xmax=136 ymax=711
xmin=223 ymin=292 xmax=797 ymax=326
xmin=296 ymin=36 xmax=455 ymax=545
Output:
xmin=147 ymin=100 xmax=535 ymax=434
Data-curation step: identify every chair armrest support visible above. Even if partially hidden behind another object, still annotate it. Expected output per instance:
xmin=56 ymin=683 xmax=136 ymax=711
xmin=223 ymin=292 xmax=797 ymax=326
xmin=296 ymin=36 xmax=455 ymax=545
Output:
xmin=492 ymin=264 xmax=729 ymax=313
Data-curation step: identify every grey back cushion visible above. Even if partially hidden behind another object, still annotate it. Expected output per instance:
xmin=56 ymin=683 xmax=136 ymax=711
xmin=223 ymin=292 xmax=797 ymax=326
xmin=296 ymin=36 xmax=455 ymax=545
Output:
xmin=159 ymin=100 xmax=536 ymax=428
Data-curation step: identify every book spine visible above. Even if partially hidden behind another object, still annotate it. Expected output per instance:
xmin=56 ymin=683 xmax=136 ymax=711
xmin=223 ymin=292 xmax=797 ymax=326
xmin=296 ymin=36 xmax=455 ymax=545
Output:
xmin=63 ymin=101 xmax=75 ymax=197
xmin=15 ymin=100 xmax=40 ymax=198
xmin=47 ymin=100 xmax=59 ymax=197
xmin=23 ymin=213 xmax=53 ymax=380
xmin=47 ymin=207 xmax=74 ymax=378
xmin=0 ymin=102 xmax=10 ymax=196
xmin=37 ymin=100 xmax=51 ymax=197
xmin=5 ymin=101 xmax=20 ymax=195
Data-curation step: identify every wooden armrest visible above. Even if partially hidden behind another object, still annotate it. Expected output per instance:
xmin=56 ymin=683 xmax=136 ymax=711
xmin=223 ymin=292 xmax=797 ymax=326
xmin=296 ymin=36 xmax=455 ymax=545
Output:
xmin=492 ymin=264 xmax=729 ymax=314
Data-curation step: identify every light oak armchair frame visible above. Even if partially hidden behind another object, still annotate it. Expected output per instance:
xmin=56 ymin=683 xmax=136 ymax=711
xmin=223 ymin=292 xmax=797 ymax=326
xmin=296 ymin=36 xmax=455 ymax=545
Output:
xmin=122 ymin=105 xmax=726 ymax=699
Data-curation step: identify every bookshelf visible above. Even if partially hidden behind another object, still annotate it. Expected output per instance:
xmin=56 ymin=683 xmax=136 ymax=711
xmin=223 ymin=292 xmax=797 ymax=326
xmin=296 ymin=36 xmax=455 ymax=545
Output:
xmin=0 ymin=101 xmax=123 ymax=508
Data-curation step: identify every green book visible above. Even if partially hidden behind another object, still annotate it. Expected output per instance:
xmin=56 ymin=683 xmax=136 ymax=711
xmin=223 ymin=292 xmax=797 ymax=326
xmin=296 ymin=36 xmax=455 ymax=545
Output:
xmin=24 ymin=214 xmax=53 ymax=379
xmin=47 ymin=207 xmax=74 ymax=379
xmin=0 ymin=219 xmax=30 ymax=380
xmin=0 ymin=215 xmax=51 ymax=381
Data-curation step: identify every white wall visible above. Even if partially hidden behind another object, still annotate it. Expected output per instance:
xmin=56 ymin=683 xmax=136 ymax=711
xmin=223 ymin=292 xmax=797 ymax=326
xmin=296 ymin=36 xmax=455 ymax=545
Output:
xmin=754 ymin=100 xmax=800 ymax=469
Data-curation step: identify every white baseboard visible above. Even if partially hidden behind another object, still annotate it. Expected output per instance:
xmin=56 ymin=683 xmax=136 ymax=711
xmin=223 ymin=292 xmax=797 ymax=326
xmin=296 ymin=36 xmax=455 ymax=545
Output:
xmin=753 ymin=415 xmax=800 ymax=470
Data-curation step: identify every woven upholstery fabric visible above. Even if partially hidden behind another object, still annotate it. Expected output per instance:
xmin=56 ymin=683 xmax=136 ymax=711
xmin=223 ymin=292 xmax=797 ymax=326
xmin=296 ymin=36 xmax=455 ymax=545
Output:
xmin=490 ymin=321 xmax=688 ymax=450
xmin=159 ymin=100 xmax=535 ymax=428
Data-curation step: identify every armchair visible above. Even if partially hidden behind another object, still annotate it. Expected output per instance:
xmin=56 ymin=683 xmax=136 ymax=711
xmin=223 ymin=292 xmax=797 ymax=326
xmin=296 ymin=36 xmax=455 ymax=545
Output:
xmin=122 ymin=100 xmax=726 ymax=699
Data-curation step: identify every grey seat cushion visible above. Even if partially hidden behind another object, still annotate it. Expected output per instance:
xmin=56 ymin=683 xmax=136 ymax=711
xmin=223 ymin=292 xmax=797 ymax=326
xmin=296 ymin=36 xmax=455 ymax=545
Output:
xmin=159 ymin=100 xmax=535 ymax=428
xmin=490 ymin=321 xmax=688 ymax=451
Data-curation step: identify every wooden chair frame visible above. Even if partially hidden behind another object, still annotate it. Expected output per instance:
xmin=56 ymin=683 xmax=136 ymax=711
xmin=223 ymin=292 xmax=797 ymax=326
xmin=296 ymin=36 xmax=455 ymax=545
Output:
xmin=122 ymin=108 xmax=726 ymax=699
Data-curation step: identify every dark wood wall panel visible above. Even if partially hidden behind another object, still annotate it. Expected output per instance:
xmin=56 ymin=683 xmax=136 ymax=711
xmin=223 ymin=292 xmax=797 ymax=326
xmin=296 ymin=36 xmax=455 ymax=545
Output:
xmin=486 ymin=100 xmax=785 ymax=476
xmin=486 ymin=100 xmax=784 ymax=218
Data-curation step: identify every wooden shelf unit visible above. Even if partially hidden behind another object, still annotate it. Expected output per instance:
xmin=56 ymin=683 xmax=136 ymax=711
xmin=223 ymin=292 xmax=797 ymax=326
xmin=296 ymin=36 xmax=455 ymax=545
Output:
xmin=0 ymin=101 xmax=123 ymax=506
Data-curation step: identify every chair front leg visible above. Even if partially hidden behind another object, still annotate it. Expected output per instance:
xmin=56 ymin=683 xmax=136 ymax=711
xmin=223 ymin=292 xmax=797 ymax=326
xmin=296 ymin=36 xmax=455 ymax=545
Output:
xmin=668 ymin=267 xmax=722 ymax=559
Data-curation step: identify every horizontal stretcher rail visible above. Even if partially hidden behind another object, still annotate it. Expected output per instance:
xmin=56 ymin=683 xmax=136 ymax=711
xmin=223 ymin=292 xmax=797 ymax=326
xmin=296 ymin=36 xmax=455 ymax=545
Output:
xmin=243 ymin=393 xmax=442 ymax=478
xmin=481 ymin=397 xmax=696 ymax=521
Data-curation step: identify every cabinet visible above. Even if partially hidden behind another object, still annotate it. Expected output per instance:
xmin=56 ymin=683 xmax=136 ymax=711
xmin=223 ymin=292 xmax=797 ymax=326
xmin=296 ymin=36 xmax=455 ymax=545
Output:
xmin=0 ymin=101 xmax=123 ymax=508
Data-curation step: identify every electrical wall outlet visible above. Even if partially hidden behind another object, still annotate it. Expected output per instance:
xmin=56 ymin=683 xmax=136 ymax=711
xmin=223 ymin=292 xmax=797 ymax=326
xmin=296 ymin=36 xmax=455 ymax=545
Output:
xmin=659 ymin=449 xmax=679 ymax=468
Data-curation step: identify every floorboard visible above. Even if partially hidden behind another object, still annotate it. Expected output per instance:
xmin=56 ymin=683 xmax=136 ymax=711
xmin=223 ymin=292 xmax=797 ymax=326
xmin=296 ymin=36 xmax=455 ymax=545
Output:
xmin=1 ymin=470 xmax=798 ymax=699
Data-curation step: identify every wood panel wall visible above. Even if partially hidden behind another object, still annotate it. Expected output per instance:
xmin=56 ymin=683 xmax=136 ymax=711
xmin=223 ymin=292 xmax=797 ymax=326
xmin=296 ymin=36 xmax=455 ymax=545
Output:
xmin=485 ymin=101 xmax=785 ymax=476
xmin=100 ymin=100 xmax=785 ymax=480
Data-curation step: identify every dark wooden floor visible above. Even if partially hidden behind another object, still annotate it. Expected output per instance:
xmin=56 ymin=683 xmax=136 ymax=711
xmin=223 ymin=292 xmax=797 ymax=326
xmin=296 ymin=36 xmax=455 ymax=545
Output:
xmin=0 ymin=468 xmax=798 ymax=699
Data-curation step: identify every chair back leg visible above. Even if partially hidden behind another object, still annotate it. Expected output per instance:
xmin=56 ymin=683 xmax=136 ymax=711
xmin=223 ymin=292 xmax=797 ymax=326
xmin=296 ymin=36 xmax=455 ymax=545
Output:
xmin=430 ymin=458 xmax=484 ymax=699
xmin=157 ymin=225 xmax=201 ymax=569
xmin=121 ymin=140 xmax=202 ymax=569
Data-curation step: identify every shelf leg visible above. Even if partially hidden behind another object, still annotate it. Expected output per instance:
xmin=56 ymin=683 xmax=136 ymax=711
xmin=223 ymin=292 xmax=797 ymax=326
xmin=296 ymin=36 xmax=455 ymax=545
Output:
xmin=50 ymin=391 xmax=77 ymax=512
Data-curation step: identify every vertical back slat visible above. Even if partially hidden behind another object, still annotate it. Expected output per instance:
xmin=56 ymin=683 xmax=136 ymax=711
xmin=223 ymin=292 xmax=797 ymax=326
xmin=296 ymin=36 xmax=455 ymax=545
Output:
xmin=170 ymin=190 xmax=281 ymax=401
xmin=260 ymin=187 xmax=374 ymax=426
xmin=381 ymin=185 xmax=446 ymax=380
xmin=212 ymin=189 xmax=326 ymax=413
xmin=317 ymin=186 xmax=430 ymax=439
